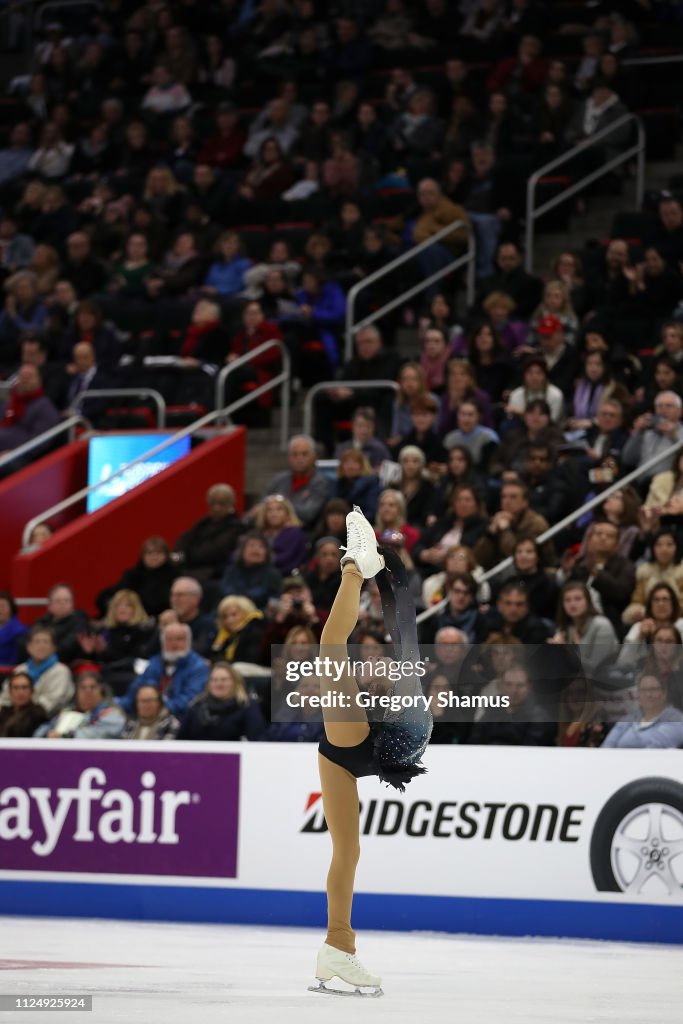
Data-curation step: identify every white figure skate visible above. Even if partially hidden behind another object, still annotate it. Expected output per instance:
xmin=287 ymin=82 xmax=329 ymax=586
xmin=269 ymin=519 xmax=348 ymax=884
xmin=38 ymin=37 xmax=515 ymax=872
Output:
xmin=340 ymin=505 xmax=385 ymax=579
xmin=308 ymin=943 xmax=383 ymax=997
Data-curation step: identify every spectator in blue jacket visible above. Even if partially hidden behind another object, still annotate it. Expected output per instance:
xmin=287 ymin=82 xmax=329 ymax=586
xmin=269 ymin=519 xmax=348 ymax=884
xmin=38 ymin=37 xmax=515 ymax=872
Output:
xmin=202 ymin=231 xmax=252 ymax=298
xmin=36 ymin=673 xmax=126 ymax=739
xmin=602 ymin=673 xmax=683 ymax=749
xmin=288 ymin=268 xmax=345 ymax=370
xmin=0 ymin=592 xmax=27 ymax=666
xmin=119 ymin=623 xmax=209 ymax=717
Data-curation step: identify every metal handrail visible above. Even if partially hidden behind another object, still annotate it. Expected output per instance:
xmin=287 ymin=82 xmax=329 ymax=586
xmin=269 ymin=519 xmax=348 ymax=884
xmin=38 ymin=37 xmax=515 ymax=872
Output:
xmin=524 ymin=113 xmax=645 ymax=273
xmin=302 ymin=379 xmax=399 ymax=438
xmin=214 ymin=339 xmax=290 ymax=451
xmin=0 ymin=415 xmax=89 ymax=472
xmin=623 ymin=54 xmax=683 ymax=67
xmin=72 ymin=388 xmax=167 ymax=428
xmin=345 ymin=220 xmax=474 ymax=361
xmin=416 ymin=433 xmax=683 ymax=627
xmin=21 ymin=373 xmax=287 ymax=549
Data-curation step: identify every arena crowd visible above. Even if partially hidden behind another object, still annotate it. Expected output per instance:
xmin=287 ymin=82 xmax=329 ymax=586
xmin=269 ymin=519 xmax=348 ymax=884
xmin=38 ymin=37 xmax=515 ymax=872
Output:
xmin=1 ymin=0 xmax=683 ymax=749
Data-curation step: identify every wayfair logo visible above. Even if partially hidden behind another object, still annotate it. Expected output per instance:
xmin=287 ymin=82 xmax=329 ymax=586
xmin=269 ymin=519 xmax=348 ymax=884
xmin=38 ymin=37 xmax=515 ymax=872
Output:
xmin=0 ymin=768 xmax=194 ymax=857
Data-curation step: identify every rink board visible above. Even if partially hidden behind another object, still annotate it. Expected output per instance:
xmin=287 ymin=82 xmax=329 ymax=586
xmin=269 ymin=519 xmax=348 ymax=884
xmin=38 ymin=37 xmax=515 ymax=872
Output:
xmin=0 ymin=741 xmax=681 ymax=943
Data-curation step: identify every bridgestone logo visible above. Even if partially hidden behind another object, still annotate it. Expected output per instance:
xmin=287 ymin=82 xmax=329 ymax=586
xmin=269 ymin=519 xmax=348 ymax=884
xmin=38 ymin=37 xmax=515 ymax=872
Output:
xmin=302 ymin=794 xmax=584 ymax=842
xmin=0 ymin=768 xmax=193 ymax=856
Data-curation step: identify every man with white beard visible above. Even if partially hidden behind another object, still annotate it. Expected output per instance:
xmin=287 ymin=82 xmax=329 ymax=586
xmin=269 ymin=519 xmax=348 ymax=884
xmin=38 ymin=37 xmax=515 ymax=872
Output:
xmin=118 ymin=623 xmax=208 ymax=717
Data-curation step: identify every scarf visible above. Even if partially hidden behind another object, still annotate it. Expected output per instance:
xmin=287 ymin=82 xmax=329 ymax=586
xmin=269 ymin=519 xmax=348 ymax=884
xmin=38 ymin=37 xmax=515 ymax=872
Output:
xmin=180 ymin=320 xmax=217 ymax=358
xmin=290 ymin=472 xmax=312 ymax=492
xmin=26 ymin=653 xmax=58 ymax=683
xmin=1 ymin=386 xmax=44 ymax=427
xmin=212 ymin=610 xmax=264 ymax=662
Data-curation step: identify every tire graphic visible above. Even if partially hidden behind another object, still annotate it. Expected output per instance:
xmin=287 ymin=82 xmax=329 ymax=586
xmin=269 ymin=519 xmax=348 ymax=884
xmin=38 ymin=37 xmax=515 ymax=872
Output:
xmin=590 ymin=777 xmax=683 ymax=895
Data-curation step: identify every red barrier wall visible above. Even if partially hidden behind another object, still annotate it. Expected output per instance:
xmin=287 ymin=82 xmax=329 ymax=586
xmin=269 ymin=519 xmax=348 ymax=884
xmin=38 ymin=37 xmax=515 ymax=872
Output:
xmin=11 ymin=429 xmax=246 ymax=616
xmin=0 ymin=441 xmax=89 ymax=590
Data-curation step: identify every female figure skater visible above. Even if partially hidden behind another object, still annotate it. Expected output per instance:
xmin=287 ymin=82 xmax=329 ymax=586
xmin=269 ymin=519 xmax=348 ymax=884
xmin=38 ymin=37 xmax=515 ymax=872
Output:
xmin=310 ymin=506 xmax=433 ymax=997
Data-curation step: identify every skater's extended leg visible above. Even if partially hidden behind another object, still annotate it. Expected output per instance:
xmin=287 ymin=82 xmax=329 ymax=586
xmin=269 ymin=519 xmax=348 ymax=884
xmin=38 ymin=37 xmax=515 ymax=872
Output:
xmin=320 ymin=562 xmax=370 ymax=747
xmin=318 ymin=753 xmax=361 ymax=954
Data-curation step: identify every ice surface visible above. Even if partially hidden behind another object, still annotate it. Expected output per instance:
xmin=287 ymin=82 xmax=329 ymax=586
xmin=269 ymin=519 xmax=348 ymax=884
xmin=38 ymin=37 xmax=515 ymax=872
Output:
xmin=2 ymin=917 xmax=680 ymax=1024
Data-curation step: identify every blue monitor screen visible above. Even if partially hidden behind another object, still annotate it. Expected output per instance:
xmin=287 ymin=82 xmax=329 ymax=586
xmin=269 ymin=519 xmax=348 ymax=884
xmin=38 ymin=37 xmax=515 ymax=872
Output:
xmin=87 ymin=433 xmax=191 ymax=513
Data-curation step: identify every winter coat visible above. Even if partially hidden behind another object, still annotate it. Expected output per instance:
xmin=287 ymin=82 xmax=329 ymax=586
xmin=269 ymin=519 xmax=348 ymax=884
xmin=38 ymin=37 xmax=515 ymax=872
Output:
xmin=229 ymin=320 xmax=283 ymax=408
xmin=0 ymin=616 xmax=28 ymax=665
xmin=491 ymin=569 xmax=558 ymax=620
xmin=97 ymin=560 xmax=179 ymax=618
xmin=414 ymin=513 xmax=489 ymax=566
xmin=334 ymin=473 xmax=381 ymax=521
xmin=265 ymin=469 xmax=330 ymax=530
xmin=568 ymin=554 xmax=636 ymax=633
xmin=99 ymin=623 xmax=155 ymax=664
xmin=474 ymin=507 xmax=554 ymax=571
xmin=177 ymin=695 xmax=266 ymax=741
xmin=268 ymin=526 xmax=310 ymax=575
xmin=0 ymin=394 xmax=60 ymax=451
xmin=204 ymin=257 xmax=253 ymax=297
xmin=0 ymin=701 xmax=48 ymax=737
xmin=210 ymin=615 xmax=265 ymax=665
xmin=120 ymin=650 xmax=209 ymax=716
xmin=33 ymin=610 xmax=91 ymax=665
xmin=175 ymin=513 xmax=246 ymax=580
xmin=221 ymin=562 xmax=282 ymax=608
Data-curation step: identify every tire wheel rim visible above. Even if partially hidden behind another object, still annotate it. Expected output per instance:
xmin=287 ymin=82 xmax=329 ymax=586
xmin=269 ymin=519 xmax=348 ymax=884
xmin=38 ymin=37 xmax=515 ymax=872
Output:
xmin=609 ymin=802 xmax=683 ymax=895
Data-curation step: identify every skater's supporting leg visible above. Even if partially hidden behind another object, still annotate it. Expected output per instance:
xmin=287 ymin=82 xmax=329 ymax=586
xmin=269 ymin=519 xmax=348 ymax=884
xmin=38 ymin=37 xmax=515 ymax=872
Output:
xmin=318 ymin=753 xmax=361 ymax=954
xmin=320 ymin=562 xmax=370 ymax=747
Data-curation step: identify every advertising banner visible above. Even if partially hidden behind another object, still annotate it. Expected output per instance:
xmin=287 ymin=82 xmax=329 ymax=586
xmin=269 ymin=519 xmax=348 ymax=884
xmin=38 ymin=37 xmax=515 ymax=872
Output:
xmin=237 ymin=745 xmax=683 ymax=906
xmin=0 ymin=742 xmax=680 ymax=941
xmin=0 ymin=747 xmax=239 ymax=878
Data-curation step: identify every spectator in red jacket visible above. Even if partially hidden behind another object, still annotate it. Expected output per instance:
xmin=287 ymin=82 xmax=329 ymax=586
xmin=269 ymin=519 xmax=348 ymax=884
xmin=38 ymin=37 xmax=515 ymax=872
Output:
xmin=488 ymin=35 xmax=548 ymax=97
xmin=227 ymin=300 xmax=283 ymax=412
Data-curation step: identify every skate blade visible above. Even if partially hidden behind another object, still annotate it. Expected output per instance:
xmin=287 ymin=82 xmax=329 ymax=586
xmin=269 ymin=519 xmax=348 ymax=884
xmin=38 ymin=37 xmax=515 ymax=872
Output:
xmin=308 ymin=981 xmax=383 ymax=998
